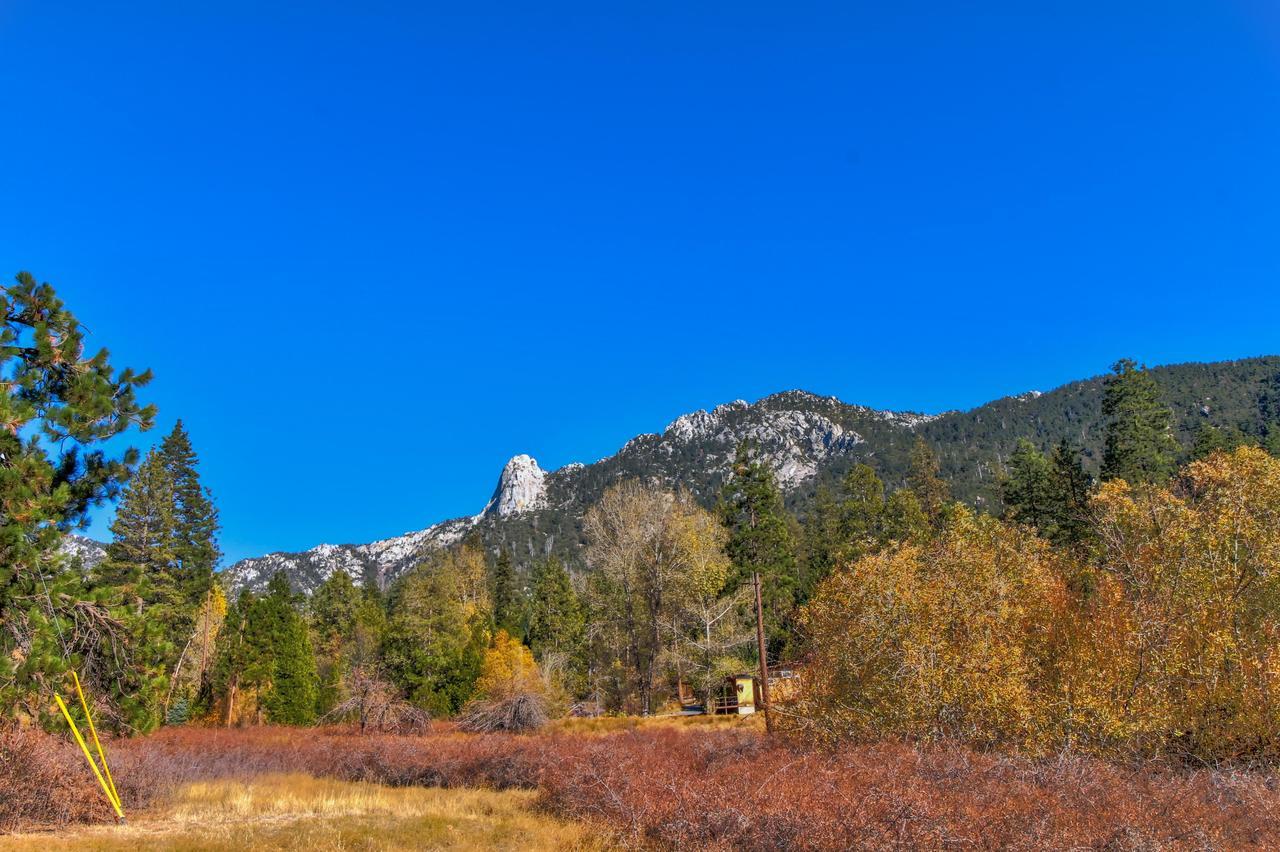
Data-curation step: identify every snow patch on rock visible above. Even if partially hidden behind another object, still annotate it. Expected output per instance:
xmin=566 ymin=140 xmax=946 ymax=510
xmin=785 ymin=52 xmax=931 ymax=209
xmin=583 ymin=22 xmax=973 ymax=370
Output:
xmin=57 ymin=534 xmax=108 ymax=571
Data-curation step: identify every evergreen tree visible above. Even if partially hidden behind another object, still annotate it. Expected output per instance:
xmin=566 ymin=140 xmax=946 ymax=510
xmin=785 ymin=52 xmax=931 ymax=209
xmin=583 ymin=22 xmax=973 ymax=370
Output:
xmin=526 ymin=556 xmax=585 ymax=685
xmin=1101 ymin=359 xmax=1179 ymax=484
xmin=211 ymin=575 xmax=319 ymax=725
xmin=210 ymin=590 xmax=256 ymax=726
xmin=490 ymin=548 xmax=524 ymax=639
xmin=99 ymin=449 xmax=178 ymax=603
xmin=1002 ymin=439 xmax=1055 ymax=531
xmin=907 ymin=436 xmax=951 ymax=527
xmin=1046 ymin=439 xmax=1094 ymax=549
xmin=798 ymin=484 xmax=842 ymax=602
xmin=382 ymin=549 xmax=488 ymax=716
xmin=719 ymin=443 xmax=799 ymax=655
xmin=882 ymin=489 xmax=930 ymax=544
xmin=799 ymin=465 xmax=890 ymax=600
xmin=1191 ymin=423 xmax=1255 ymax=461
xmin=159 ymin=420 xmax=221 ymax=605
xmin=254 ymin=572 xmax=319 ymax=725
xmin=95 ymin=449 xmax=181 ymax=730
xmin=309 ymin=569 xmax=362 ymax=716
xmin=0 ymin=272 xmax=156 ymax=725
xmin=1003 ymin=439 xmax=1094 ymax=549
xmin=841 ymin=463 xmax=888 ymax=551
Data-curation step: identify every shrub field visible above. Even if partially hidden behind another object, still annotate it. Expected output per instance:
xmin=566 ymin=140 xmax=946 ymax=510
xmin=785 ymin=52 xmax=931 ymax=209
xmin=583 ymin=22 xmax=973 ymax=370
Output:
xmin=5 ymin=721 xmax=1279 ymax=849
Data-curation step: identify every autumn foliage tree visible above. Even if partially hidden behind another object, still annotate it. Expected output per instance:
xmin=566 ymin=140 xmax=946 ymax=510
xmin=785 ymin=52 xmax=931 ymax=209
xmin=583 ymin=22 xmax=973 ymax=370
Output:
xmin=795 ymin=446 xmax=1280 ymax=764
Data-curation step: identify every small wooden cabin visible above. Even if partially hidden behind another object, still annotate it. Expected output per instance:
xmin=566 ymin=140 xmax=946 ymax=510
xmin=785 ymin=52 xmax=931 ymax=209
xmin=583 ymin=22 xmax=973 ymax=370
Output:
xmin=683 ymin=668 xmax=801 ymax=715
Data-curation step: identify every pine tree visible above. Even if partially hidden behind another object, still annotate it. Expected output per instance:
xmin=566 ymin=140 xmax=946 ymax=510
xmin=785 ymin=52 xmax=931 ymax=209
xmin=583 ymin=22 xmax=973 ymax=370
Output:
xmin=0 ymin=272 xmax=156 ymax=725
xmin=882 ymin=489 xmax=930 ymax=544
xmin=719 ymin=443 xmax=799 ymax=656
xmin=99 ymin=449 xmax=178 ymax=601
xmin=1002 ymin=439 xmax=1055 ymax=531
xmin=96 ymin=449 xmax=181 ymax=730
xmin=159 ymin=420 xmax=221 ymax=606
xmin=526 ymin=557 xmax=585 ymax=686
xmin=798 ymin=485 xmax=842 ymax=602
xmin=841 ymin=464 xmax=888 ymax=550
xmin=1191 ymin=423 xmax=1254 ymax=461
xmin=1046 ymin=439 xmax=1094 ymax=549
xmin=799 ymin=465 xmax=891 ymax=600
xmin=907 ymin=436 xmax=951 ymax=528
xmin=1003 ymin=439 xmax=1094 ymax=549
xmin=491 ymin=548 xmax=524 ymax=639
xmin=1260 ymin=370 xmax=1280 ymax=458
xmin=211 ymin=591 xmax=256 ymax=726
xmin=1101 ymin=359 xmax=1180 ymax=484
xmin=382 ymin=550 xmax=488 ymax=716
xmin=310 ymin=569 xmax=362 ymax=716
xmin=255 ymin=572 xmax=319 ymax=725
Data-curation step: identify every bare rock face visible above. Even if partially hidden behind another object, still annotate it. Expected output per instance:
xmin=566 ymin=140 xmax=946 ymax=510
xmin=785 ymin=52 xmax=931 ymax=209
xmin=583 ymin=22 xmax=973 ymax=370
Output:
xmin=482 ymin=454 xmax=548 ymax=518
xmin=663 ymin=396 xmax=862 ymax=490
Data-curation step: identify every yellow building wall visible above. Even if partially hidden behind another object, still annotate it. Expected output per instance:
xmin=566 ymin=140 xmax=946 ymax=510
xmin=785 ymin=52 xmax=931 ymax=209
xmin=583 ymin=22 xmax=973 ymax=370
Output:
xmin=734 ymin=676 xmax=756 ymax=714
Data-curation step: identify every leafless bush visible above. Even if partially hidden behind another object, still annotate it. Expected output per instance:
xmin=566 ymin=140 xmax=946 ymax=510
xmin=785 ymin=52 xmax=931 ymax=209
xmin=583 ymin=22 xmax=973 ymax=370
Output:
xmin=319 ymin=667 xmax=429 ymax=734
xmin=457 ymin=693 xmax=549 ymax=733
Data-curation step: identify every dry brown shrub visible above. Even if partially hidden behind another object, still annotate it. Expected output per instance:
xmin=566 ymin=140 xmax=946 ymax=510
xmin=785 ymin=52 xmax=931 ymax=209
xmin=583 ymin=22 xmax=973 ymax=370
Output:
xmin=457 ymin=693 xmax=550 ymax=734
xmin=0 ymin=722 xmax=114 ymax=831
xmin=9 ymin=724 xmax=1280 ymax=848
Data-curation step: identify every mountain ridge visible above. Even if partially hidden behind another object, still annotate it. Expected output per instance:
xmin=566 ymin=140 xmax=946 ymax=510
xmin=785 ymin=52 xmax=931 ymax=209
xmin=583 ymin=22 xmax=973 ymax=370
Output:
xmin=173 ymin=356 xmax=1280 ymax=595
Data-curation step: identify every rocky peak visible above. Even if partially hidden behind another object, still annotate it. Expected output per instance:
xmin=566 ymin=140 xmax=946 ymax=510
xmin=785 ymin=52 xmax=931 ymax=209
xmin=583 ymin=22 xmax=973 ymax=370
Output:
xmin=482 ymin=454 xmax=548 ymax=517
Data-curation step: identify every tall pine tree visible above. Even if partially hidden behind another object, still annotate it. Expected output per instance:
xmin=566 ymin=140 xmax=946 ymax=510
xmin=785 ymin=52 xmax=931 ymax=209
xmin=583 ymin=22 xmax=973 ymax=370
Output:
xmin=1002 ymin=438 xmax=1094 ymax=549
xmin=0 ymin=272 xmax=155 ymax=725
xmin=95 ymin=449 xmax=181 ymax=730
xmin=1101 ymin=359 xmax=1180 ymax=484
xmin=254 ymin=572 xmax=319 ymax=725
xmin=719 ymin=443 xmax=798 ymax=657
xmin=490 ymin=548 xmax=524 ymax=639
xmin=1002 ymin=439 xmax=1055 ymax=531
xmin=159 ymin=420 xmax=221 ymax=606
xmin=526 ymin=556 xmax=585 ymax=689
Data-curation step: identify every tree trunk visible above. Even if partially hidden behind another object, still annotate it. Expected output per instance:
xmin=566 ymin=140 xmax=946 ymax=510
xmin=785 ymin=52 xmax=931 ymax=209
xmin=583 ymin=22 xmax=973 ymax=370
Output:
xmin=224 ymin=677 xmax=237 ymax=727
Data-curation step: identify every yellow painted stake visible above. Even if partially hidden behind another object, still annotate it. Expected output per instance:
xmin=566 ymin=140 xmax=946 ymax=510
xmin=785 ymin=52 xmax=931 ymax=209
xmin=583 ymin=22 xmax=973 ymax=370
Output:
xmin=71 ymin=672 xmax=121 ymax=812
xmin=54 ymin=694 xmax=125 ymax=821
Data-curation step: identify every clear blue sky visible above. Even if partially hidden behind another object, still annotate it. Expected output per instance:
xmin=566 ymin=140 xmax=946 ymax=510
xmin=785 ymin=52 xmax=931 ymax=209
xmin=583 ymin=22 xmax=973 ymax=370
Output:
xmin=3 ymin=1 xmax=1278 ymax=564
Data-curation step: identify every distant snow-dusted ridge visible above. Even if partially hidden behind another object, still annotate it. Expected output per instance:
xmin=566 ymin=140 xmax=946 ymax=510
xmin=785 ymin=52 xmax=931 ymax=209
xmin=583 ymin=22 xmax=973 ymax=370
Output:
xmin=57 ymin=534 xmax=108 ymax=570
xmin=223 ymin=389 xmax=934 ymax=595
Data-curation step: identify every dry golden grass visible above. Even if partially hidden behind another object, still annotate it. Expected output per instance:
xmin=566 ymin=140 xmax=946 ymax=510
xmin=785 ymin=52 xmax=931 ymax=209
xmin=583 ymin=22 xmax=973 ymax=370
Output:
xmin=545 ymin=711 xmax=762 ymax=736
xmin=0 ymin=773 xmax=607 ymax=851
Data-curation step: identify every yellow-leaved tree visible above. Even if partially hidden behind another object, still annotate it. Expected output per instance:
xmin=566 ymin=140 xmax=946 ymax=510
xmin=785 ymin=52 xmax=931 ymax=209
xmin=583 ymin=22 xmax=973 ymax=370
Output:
xmin=795 ymin=447 xmax=1280 ymax=763
xmin=794 ymin=508 xmax=1066 ymax=751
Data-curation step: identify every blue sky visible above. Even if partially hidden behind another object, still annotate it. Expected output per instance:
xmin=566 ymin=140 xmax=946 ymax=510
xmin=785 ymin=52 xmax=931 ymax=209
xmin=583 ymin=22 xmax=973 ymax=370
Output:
xmin=3 ymin=1 xmax=1278 ymax=564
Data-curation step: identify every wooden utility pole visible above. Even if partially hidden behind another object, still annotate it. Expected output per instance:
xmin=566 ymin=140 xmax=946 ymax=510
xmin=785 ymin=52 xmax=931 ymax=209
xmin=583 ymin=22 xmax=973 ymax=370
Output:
xmin=753 ymin=571 xmax=774 ymax=734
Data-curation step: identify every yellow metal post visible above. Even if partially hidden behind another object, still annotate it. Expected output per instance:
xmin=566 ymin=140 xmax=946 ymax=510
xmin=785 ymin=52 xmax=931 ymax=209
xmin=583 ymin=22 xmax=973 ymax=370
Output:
xmin=54 ymin=694 xmax=125 ymax=820
xmin=71 ymin=672 xmax=121 ymax=811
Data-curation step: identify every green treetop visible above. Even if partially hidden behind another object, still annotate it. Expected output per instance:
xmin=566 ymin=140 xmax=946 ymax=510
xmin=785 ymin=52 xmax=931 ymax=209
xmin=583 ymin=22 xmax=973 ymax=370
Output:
xmin=526 ymin=556 xmax=585 ymax=682
xmin=490 ymin=548 xmax=524 ymax=639
xmin=1101 ymin=359 xmax=1180 ymax=485
xmin=159 ymin=420 xmax=221 ymax=604
xmin=0 ymin=271 xmax=155 ymax=724
xmin=719 ymin=443 xmax=798 ymax=655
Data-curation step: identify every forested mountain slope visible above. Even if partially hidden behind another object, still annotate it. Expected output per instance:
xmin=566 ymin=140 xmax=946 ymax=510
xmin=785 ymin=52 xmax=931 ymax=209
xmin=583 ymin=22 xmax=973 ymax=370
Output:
xmin=224 ymin=355 xmax=1280 ymax=594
